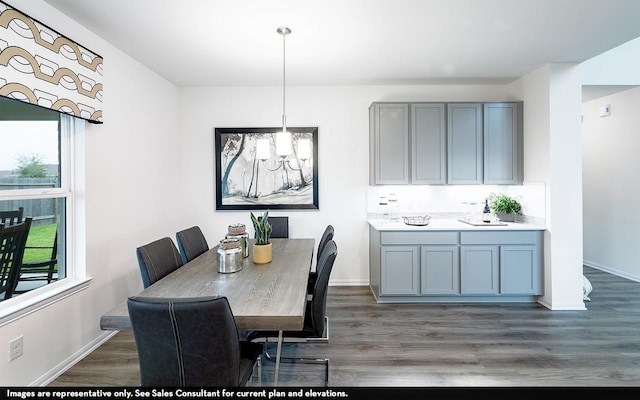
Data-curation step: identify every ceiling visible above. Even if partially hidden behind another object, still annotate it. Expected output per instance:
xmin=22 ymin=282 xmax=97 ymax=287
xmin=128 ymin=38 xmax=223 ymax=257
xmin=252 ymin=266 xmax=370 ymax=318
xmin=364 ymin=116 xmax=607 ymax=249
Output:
xmin=42 ymin=0 xmax=640 ymax=89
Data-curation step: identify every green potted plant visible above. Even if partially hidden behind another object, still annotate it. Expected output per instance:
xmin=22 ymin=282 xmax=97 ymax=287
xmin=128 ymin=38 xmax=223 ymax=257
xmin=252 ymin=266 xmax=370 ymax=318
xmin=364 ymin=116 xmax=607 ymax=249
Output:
xmin=250 ymin=209 xmax=272 ymax=264
xmin=488 ymin=193 xmax=522 ymax=222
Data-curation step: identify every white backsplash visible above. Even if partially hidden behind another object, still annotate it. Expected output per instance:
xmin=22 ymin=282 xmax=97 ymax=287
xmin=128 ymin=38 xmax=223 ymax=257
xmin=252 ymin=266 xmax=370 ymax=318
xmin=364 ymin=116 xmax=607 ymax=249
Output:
xmin=367 ymin=182 xmax=546 ymax=224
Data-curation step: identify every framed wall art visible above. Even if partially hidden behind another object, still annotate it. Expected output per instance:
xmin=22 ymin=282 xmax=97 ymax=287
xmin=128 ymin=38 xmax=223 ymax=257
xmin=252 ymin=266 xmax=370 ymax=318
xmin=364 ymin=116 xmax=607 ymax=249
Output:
xmin=215 ymin=127 xmax=318 ymax=210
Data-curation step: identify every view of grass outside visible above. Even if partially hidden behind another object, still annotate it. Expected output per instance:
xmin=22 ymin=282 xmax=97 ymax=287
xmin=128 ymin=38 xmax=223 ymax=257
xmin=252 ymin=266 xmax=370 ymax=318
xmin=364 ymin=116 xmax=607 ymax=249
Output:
xmin=24 ymin=223 xmax=56 ymax=263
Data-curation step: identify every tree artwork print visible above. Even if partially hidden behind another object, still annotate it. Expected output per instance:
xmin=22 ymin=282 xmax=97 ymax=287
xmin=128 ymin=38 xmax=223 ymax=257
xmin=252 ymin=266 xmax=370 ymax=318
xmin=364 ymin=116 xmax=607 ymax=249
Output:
xmin=215 ymin=127 xmax=318 ymax=210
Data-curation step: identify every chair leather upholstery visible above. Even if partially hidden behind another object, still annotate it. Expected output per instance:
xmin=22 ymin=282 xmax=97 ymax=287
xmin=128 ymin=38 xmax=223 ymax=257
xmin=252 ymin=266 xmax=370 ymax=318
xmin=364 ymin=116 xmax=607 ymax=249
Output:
xmin=307 ymin=225 xmax=334 ymax=294
xmin=176 ymin=226 xmax=209 ymax=264
xmin=261 ymin=216 xmax=289 ymax=238
xmin=136 ymin=237 xmax=183 ymax=288
xmin=127 ymin=296 xmax=262 ymax=387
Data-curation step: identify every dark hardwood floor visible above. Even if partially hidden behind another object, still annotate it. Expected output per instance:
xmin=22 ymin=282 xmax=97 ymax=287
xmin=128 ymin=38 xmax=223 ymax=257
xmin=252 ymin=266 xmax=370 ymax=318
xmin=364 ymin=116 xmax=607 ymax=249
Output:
xmin=49 ymin=266 xmax=640 ymax=388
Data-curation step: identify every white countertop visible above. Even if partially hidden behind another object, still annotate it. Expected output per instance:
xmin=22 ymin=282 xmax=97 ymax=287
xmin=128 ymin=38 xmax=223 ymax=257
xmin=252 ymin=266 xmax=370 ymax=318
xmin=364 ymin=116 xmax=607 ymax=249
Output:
xmin=368 ymin=218 xmax=546 ymax=231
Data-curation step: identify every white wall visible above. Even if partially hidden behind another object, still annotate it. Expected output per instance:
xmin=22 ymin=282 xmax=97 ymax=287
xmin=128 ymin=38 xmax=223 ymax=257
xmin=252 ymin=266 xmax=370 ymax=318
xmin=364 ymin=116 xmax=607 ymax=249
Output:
xmin=1 ymin=0 xmax=181 ymax=386
xmin=581 ymin=31 xmax=640 ymax=282
xmin=582 ymin=87 xmax=640 ymax=281
xmin=177 ymin=84 xmax=517 ymax=286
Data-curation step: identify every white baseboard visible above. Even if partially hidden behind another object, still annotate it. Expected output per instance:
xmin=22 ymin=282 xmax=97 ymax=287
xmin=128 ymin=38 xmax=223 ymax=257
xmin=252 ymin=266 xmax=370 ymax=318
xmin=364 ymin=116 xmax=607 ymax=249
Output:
xmin=584 ymin=260 xmax=640 ymax=283
xmin=32 ymin=330 xmax=118 ymax=386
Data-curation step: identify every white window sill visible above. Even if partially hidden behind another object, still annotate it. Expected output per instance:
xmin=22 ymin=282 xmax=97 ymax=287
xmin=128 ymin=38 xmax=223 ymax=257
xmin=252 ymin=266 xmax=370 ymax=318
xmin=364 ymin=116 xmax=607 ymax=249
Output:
xmin=0 ymin=277 xmax=93 ymax=327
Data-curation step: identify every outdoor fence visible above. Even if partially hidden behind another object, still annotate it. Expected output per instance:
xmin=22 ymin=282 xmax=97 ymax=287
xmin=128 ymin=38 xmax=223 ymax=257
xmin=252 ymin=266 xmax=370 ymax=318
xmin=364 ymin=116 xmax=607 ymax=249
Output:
xmin=0 ymin=177 xmax=58 ymax=226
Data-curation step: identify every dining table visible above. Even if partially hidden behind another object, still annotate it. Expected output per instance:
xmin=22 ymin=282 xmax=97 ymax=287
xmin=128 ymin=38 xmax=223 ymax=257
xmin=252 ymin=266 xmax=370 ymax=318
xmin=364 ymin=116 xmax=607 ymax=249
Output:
xmin=100 ymin=237 xmax=315 ymax=386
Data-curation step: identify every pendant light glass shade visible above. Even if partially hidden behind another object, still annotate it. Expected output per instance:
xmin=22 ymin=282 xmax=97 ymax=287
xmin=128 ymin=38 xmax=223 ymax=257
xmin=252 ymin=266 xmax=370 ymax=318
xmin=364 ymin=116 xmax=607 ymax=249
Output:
xmin=256 ymin=138 xmax=271 ymax=160
xmin=276 ymin=131 xmax=293 ymax=157
xmin=297 ymin=138 xmax=311 ymax=160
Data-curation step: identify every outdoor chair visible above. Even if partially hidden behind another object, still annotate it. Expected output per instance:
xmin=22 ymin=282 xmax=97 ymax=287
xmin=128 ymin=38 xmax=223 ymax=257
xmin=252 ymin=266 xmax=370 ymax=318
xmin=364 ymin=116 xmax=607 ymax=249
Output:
xmin=0 ymin=207 xmax=24 ymax=226
xmin=0 ymin=218 xmax=33 ymax=300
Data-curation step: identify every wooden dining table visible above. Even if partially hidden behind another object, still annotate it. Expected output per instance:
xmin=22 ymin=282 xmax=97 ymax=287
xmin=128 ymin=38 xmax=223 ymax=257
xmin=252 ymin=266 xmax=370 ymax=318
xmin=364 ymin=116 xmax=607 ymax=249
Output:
xmin=100 ymin=237 xmax=315 ymax=386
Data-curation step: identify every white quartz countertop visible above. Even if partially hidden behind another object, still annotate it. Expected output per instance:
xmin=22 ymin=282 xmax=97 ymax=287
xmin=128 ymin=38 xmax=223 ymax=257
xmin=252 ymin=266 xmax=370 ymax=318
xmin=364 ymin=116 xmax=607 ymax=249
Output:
xmin=368 ymin=218 xmax=546 ymax=231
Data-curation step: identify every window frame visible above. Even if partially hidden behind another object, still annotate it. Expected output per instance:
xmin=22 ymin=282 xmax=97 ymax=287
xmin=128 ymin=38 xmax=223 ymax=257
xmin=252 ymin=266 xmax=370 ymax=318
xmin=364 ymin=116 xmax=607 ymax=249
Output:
xmin=0 ymin=112 xmax=90 ymax=326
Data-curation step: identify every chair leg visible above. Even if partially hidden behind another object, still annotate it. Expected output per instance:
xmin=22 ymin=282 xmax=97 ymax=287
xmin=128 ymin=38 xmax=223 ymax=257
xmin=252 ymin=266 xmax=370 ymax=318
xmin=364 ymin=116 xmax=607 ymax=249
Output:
xmin=257 ymin=356 xmax=262 ymax=386
xmin=262 ymin=340 xmax=330 ymax=386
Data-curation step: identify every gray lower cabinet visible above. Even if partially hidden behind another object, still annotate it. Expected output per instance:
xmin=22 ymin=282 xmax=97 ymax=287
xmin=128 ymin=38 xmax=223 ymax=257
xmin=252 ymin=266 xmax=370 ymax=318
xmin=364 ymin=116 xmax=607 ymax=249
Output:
xmin=369 ymin=227 xmax=543 ymax=302
xmin=500 ymin=245 xmax=540 ymax=294
xmin=380 ymin=246 xmax=419 ymax=295
xmin=460 ymin=245 xmax=499 ymax=294
xmin=421 ymin=246 xmax=459 ymax=294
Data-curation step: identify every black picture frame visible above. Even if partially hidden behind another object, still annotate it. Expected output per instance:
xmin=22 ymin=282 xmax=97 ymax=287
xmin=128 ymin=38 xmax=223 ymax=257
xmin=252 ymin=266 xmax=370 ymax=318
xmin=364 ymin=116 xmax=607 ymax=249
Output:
xmin=215 ymin=127 xmax=318 ymax=210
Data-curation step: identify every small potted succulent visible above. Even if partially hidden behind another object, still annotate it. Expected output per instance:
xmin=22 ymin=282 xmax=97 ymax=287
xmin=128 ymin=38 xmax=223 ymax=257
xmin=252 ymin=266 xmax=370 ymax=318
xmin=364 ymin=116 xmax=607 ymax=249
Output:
xmin=250 ymin=209 xmax=272 ymax=264
xmin=488 ymin=193 xmax=522 ymax=222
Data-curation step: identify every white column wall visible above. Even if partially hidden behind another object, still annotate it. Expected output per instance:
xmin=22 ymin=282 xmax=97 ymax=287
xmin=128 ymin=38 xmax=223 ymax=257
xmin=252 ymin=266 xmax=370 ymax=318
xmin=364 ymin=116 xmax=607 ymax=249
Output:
xmin=515 ymin=64 xmax=585 ymax=310
xmin=546 ymin=64 xmax=585 ymax=310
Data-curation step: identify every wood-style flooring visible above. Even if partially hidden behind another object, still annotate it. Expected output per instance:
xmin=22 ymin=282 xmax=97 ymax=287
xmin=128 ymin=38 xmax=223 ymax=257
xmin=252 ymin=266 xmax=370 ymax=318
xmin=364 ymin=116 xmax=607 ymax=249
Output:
xmin=49 ymin=266 xmax=640 ymax=387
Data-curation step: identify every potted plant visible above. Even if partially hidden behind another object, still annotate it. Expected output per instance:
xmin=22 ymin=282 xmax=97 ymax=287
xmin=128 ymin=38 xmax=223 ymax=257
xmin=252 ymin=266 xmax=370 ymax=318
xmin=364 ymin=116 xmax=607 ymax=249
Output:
xmin=250 ymin=209 xmax=273 ymax=264
xmin=488 ymin=193 xmax=522 ymax=222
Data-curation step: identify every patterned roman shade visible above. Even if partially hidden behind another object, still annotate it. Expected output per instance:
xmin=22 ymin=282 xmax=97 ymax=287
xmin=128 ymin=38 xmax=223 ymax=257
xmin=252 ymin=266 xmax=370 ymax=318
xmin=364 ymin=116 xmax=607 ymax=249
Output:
xmin=0 ymin=1 xmax=103 ymax=123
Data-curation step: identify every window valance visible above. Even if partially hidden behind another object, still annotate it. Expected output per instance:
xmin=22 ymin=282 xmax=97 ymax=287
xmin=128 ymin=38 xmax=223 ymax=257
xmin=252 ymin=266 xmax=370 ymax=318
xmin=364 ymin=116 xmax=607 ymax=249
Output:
xmin=0 ymin=1 xmax=103 ymax=123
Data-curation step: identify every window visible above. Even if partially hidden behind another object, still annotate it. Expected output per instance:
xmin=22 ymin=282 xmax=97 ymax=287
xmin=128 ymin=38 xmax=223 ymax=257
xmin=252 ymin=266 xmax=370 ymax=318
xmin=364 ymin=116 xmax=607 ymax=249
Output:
xmin=0 ymin=96 xmax=86 ymax=318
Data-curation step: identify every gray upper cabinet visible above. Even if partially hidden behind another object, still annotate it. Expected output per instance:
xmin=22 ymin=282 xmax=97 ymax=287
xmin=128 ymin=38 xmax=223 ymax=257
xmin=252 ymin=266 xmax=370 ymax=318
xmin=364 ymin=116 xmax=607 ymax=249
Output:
xmin=369 ymin=103 xmax=409 ymax=184
xmin=370 ymin=101 xmax=523 ymax=186
xmin=483 ymin=102 xmax=523 ymax=184
xmin=447 ymin=103 xmax=483 ymax=184
xmin=412 ymin=103 xmax=446 ymax=184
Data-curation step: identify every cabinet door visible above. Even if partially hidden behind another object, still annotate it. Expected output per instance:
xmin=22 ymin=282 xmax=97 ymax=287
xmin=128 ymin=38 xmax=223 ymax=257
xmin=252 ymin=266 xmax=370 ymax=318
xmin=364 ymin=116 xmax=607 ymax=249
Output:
xmin=447 ymin=103 xmax=483 ymax=184
xmin=500 ymin=245 xmax=541 ymax=294
xmin=484 ymin=103 xmax=522 ymax=184
xmin=460 ymin=245 xmax=499 ymax=294
xmin=370 ymin=103 xmax=409 ymax=184
xmin=420 ymin=246 xmax=459 ymax=295
xmin=380 ymin=246 xmax=419 ymax=295
xmin=411 ymin=103 xmax=446 ymax=184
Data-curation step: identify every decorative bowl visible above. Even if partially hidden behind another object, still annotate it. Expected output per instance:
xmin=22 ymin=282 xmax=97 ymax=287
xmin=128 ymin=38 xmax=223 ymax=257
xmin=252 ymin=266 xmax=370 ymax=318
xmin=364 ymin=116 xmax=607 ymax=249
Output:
xmin=402 ymin=215 xmax=431 ymax=226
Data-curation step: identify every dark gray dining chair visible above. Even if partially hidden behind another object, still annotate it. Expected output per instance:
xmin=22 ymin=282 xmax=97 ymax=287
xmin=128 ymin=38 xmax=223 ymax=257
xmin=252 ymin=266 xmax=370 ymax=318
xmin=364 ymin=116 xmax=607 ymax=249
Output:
xmin=307 ymin=225 xmax=334 ymax=295
xmin=0 ymin=217 xmax=32 ymax=300
xmin=127 ymin=295 xmax=262 ymax=387
xmin=175 ymin=225 xmax=209 ymax=264
xmin=136 ymin=237 xmax=183 ymax=288
xmin=259 ymin=216 xmax=289 ymax=238
xmin=247 ymin=239 xmax=337 ymax=386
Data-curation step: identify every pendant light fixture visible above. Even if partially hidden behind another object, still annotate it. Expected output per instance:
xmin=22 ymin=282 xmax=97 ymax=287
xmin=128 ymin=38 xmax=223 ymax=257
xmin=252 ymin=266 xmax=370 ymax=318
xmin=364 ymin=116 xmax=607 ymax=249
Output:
xmin=257 ymin=26 xmax=310 ymax=171
xmin=275 ymin=26 xmax=293 ymax=157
